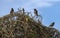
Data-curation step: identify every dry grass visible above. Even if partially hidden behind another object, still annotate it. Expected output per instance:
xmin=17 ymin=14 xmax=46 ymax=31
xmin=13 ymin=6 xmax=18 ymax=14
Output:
xmin=0 ymin=9 xmax=60 ymax=38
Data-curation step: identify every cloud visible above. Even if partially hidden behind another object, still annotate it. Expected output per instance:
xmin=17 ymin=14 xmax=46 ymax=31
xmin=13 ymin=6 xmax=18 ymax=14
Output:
xmin=0 ymin=0 xmax=60 ymax=11
xmin=20 ymin=0 xmax=52 ymax=11
xmin=1 ymin=0 xmax=59 ymax=9
xmin=45 ymin=0 xmax=60 ymax=2
xmin=17 ymin=0 xmax=59 ymax=11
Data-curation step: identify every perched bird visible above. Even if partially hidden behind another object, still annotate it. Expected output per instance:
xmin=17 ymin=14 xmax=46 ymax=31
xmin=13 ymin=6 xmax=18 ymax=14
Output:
xmin=10 ymin=8 xmax=14 ymax=14
xmin=22 ymin=8 xmax=25 ymax=12
xmin=49 ymin=22 xmax=55 ymax=28
xmin=10 ymin=8 xmax=14 ymax=16
xmin=34 ymin=9 xmax=38 ymax=16
xmin=22 ymin=8 xmax=25 ymax=14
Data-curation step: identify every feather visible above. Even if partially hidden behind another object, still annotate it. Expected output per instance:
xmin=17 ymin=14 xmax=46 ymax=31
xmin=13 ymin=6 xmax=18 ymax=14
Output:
xmin=34 ymin=9 xmax=38 ymax=16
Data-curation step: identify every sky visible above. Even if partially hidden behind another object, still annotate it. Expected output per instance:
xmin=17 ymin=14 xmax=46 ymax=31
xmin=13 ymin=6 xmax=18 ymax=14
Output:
xmin=0 ymin=0 xmax=60 ymax=30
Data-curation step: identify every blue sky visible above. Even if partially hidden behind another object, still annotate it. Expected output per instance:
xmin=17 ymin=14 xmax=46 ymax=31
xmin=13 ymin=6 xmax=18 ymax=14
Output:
xmin=0 ymin=0 xmax=60 ymax=30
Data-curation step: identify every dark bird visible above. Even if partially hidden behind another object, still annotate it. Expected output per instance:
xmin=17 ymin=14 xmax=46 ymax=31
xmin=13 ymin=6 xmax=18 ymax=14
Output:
xmin=22 ymin=8 xmax=25 ymax=14
xmin=34 ymin=9 xmax=38 ymax=16
xmin=10 ymin=8 xmax=14 ymax=14
xmin=49 ymin=22 xmax=55 ymax=28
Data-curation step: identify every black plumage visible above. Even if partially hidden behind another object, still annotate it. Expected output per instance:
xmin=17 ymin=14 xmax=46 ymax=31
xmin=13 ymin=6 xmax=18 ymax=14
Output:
xmin=22 ymin=8 xmax=25 ymax=12
xmin=34 ymin=9 xmax=38 ymax=16
xmin=49 ymin=22 xmax=55 ymax=27
xmin=10 ymin=8 xmax=14 ymax=14
xmin=22 ymin=8 xmax=25 ymax=14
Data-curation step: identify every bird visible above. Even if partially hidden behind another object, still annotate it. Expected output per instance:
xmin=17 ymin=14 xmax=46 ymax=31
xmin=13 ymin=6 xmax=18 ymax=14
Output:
xmin=34 ymin=9 xmax=38 ymax=16
xmin=10 ymin=8 xmax=14 ymax=16
xmin=49 ymin=22 xmax=55 ymax=28
xmin=10 ymin=8 xmax=14 ymax=13
xmin=22 ymin=8 xmax=25 ymax=14
xmin=22 ymin=8 xmax=25 ymax=12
